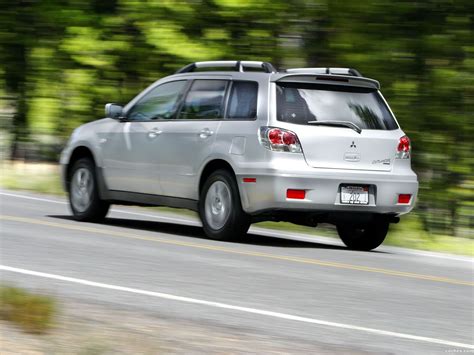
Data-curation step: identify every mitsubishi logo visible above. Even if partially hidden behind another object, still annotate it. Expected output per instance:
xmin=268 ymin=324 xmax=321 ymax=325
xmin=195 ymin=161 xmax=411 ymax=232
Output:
xmin=350 ymin=141 xmax=357 ymax=148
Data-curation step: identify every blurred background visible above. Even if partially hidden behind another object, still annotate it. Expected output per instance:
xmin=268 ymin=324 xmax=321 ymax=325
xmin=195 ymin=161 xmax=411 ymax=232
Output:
xmin=0 ymin=0 xmax=473 ymax=248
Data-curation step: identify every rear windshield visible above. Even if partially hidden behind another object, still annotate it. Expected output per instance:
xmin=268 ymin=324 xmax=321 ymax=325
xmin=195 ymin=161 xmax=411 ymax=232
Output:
xmin=276 ymin=83 xmax=398 ymax=130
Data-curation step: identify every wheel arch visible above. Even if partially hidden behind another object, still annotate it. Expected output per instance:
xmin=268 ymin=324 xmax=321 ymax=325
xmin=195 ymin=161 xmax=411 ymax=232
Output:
xmin=198 ymin=159 xmax=251 ymax=241
xmin=198 ymin=158 xmax=254 ymax=213
xmin=199 ymin=159 xmax=237 ymax=194
xmin=65 ymin=146 xmax=108 ymax=199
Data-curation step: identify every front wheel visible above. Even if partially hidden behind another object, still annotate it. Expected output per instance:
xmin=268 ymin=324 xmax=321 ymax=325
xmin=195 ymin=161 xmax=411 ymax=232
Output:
xmin=69 ymin=158 xmax=110 ymax=222
xmin=199 ymin=170 xmax=250 ymax=241
xmin=337 ymin=220 xmax=389 ymax=251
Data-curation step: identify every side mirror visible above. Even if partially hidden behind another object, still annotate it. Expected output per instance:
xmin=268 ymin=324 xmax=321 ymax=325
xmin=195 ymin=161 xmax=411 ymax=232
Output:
xmin=105 ymin=103 xmax=124 ymax=119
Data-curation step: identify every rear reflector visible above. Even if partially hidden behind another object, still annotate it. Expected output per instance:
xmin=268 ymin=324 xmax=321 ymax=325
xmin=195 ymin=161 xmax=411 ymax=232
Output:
xmin=287 ymin=189 xmax=306 ymax=199
xmin=243 ymin=177 xmax=256 ymax=183
xmin=398 ymin=194 xmax=412 ymax=204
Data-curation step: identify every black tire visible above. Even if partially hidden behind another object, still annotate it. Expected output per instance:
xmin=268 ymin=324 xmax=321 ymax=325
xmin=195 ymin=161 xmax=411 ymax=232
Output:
xmin=68 ymin=157 xmax=110 ymax=222
xmin=337 ymin=220 xmax=389 ymax=251
xmin=199 ymin=169 xmax=251 ymax=241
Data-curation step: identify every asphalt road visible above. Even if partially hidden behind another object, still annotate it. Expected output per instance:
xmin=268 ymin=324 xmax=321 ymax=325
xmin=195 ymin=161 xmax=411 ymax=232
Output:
xmin=1 ymin=190 xmax=473 ymax=353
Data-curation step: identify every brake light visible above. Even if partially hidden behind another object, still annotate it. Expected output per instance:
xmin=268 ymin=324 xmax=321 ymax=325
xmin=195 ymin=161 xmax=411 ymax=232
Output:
xmin=259 ymin=127 xmax=302 ymax=153
xmin=282 ymin=131 xmax=297 ymax=145
xmin=268 ymin=128 xmax=282 ymax=144
xmin=396 ymin=135 xmax=411 ymax=159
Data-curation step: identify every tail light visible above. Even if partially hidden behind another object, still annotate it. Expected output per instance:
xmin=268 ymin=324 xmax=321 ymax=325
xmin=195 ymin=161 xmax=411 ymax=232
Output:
xmin=396 ymin=135 xmax=411 ymax=159
xmin=259 ymin=127 xmax=302 ymax=153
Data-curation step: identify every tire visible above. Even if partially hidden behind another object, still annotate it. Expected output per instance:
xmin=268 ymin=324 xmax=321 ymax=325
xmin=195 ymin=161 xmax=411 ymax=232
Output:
xmin=199 ymin=169 xmax=251 ymax=241
xmin=68 ymin=157 xmax=110 ymax=222
xmin=337 ymin=220 xmax=389 ymax=251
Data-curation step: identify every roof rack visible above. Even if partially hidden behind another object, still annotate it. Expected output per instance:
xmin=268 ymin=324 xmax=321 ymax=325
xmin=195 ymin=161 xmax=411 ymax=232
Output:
xmin=284 ymin=67 xmax=363 ymax=77
xmin=176 ymin=61 xmax=277 ymax=74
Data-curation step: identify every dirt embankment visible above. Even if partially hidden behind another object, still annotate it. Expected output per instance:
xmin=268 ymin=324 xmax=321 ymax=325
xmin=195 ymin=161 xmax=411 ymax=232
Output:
xmin=1 ymin=297 xmax=370 ymax=354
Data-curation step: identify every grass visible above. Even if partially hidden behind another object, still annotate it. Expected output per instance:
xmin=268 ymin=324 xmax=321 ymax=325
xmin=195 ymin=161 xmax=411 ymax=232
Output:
xmin=0 ymin=286 xmax=56 ymax=334
xmin=387 ymin=214 xmax=474 ymax=256
xmin=0 ymin=161 xmax=64 ymax=195
xmin=1 ymin=160 xmax=472 ymax=256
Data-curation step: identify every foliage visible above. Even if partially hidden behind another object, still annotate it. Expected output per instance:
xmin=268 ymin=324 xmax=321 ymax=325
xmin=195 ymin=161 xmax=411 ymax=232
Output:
xmin=0 ymin=161 xmax=64 ymax=195
xmin=0 ymin=285 xmax=56 ymax=334
xmin=0 ymin=0 xmax=472 ymax=237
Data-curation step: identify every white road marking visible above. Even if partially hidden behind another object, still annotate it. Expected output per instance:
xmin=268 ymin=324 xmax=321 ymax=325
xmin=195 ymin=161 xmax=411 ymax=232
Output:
xmin=0 ymin=191 xmax=66 ymax=205
xmin=1 ymin=190 xmax=472 ymax=263
xmin=1 ymin=265 xmax=473 ymax=350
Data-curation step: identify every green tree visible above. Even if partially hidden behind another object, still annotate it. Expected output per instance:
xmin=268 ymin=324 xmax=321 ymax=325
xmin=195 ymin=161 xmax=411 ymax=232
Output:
xmin=0 ymin=0 xmax=472 ymax=236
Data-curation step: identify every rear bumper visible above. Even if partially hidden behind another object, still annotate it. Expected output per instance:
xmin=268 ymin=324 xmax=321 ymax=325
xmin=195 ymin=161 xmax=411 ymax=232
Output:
xmin=237 ymin=166 xmax=418 ymax=215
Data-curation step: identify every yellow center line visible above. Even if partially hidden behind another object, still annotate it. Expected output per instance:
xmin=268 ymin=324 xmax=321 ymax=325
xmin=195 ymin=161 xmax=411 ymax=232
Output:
xmin=2 ymin=215 xmax=472 ymax=287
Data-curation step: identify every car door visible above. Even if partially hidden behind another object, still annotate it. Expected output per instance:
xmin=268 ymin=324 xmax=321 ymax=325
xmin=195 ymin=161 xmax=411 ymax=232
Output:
xmin=155 ymin=78 xmax=230 ymax=200
xmin=101 ymin=80 xmax=189 ymax=195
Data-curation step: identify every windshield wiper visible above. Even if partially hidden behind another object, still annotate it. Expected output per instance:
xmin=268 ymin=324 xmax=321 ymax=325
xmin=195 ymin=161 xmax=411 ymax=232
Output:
xmin=307 ymin=120 xmax=362 ymax=134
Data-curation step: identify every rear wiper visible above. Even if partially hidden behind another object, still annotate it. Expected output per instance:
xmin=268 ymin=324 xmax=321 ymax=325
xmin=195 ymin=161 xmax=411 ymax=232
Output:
xmin=307 ymin=120 xmax=362 ymax=134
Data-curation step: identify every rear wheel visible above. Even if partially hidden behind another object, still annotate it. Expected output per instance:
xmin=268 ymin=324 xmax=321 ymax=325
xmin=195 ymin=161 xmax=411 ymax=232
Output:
xmin=199 ymin=170 xmax=250 ymax=241
xmin=69 ymin=158 xmax=110 ymax=222
xmin=337 ymin=220 xmax=389 ymax=251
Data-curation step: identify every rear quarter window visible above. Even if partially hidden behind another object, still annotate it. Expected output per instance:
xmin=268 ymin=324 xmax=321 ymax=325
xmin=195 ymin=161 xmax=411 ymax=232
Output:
xmin=226 ymin=81 xmax=258 ymax=120
xmin=276 ymin=83 xmax=398 ymax=130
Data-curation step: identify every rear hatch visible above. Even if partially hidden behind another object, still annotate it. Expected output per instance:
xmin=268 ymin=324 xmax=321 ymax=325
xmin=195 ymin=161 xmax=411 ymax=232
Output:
xmin=275 ymin=80 xmax=400 ymax=172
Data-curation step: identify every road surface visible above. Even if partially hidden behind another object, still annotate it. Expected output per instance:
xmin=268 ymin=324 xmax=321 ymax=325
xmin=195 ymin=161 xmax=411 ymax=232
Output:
xmin=0 ymin=190 xmax=473 ymax=353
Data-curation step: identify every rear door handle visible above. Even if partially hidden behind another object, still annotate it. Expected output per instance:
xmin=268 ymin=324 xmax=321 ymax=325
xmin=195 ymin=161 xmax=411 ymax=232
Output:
xmin=148 ymin=127 xmax=162 ymax=139
xmin=199 ymin=128 xmax=214 ymax=139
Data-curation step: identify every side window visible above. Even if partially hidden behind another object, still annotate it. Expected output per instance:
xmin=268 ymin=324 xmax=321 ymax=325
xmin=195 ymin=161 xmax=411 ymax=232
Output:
xmin=227 ymin=81 xmax=258 ymax=119
xmin=127 ymin=80 xmax=187 ymax=121
xmin=178 ymin=80 xmax=227 ymax=120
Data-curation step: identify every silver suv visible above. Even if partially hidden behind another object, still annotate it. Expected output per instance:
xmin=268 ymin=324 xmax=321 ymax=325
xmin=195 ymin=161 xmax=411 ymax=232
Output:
xmin=60 ymin=60 xmax=418 ymax=250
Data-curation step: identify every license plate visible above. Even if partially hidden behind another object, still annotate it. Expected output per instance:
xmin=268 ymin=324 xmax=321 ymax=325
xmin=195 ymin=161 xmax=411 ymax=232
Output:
xmin=341 ymin=185 xmax=369 ymax=205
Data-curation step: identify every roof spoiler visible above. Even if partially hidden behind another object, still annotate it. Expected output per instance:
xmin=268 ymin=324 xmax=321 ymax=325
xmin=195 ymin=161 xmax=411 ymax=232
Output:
xmin=276 ymin=73 xmax=380 ymax=90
